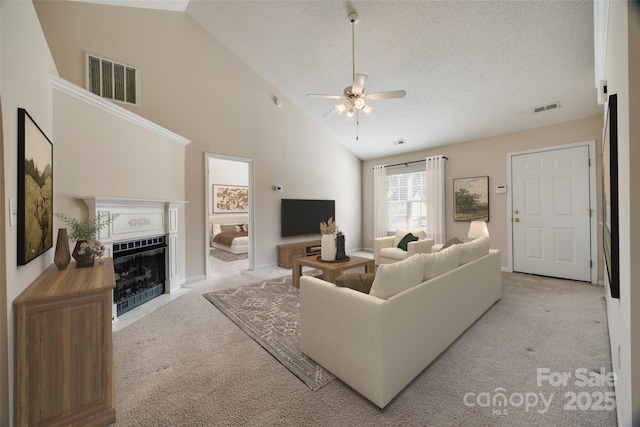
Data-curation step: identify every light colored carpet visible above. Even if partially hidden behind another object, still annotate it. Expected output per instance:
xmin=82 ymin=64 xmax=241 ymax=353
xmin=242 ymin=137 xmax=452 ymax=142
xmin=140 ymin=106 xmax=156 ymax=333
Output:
xmin=203 ymin=277 xmax=335 ymax=391
xmin=209 ymin=247 xmax=248 ymax=262
xmin=111 ymin=272 xmax=617 ymax=426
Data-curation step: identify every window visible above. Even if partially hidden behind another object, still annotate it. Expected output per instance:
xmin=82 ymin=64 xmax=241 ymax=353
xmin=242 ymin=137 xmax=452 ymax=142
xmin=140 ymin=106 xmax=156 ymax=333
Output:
xmin=386 ymin=165 xmax=426 ymax=233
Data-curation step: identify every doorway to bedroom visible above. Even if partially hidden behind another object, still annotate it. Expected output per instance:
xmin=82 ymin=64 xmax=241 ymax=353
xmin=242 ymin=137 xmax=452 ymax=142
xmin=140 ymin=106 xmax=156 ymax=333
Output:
xmin=205 ymin=154 xmax=254 ymax=278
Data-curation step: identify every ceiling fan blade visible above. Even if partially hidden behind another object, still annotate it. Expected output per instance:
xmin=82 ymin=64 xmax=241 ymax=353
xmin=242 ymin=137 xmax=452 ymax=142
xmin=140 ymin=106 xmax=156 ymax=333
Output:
xmin=307 ymin=94 xmax=344 ymax=99
xmin=351 ymin=74 xmax=368 ymax=94
xmin=365 ymin=90 xmax=407 ymax=100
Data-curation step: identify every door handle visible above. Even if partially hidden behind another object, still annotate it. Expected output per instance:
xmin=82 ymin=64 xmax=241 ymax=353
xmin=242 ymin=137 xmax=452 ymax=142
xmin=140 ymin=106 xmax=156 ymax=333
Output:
xmin=514 ymin=218 xmax=520 ymax=222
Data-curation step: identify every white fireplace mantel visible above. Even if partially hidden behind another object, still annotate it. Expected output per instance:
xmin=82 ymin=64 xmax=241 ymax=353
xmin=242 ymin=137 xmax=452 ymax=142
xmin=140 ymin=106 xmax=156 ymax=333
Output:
xmin=79 ymin=196 xmax=187 ymax=296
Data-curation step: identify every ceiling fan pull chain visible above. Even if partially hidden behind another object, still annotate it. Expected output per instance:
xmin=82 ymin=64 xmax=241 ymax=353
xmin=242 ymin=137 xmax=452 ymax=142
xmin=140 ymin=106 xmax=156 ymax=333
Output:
xmin=356 ymin=111 xmax=359 ymax=141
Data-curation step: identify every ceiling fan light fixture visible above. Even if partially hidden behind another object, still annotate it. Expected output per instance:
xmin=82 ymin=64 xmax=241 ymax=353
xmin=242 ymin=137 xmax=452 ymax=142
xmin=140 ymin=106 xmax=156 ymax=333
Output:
xmin=354 ymin=97 xmax=366 ymax=109
xmin=362 ymin=104 xmax=373 ymax=116
xmin=335 ymin=103 xmax=347 ymax=115
xmin=345 ymin=108 xmax=355 ymax=120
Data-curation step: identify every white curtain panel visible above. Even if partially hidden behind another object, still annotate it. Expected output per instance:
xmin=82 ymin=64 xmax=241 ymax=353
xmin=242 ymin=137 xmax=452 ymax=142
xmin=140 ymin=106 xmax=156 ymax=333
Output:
xmin=373 ymin=165 xmax=387 ymax=238
xmin=426 ymin=156 xmax=446 ymax=244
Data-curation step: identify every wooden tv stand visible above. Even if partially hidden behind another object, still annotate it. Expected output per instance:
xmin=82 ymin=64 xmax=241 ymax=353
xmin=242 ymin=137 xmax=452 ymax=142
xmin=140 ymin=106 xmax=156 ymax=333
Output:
xmin=277 ymin=239 xmax=322 ymax=269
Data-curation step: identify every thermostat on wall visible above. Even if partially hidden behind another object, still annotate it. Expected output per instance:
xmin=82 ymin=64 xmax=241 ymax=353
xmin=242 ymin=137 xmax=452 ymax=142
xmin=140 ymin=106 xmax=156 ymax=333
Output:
xmin=496 ymin=185 xmax=507 ymax=194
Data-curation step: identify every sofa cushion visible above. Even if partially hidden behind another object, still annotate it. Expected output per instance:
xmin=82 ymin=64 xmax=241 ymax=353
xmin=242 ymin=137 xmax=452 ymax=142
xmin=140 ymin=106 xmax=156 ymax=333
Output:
xmin=417 ymin=244 xmax=463 ymax=281
xmin=459 ymin=236 xmax=490 ymax=265
xmin=369 ymin=255 xmax=425 ymax=300
xmin=393 ymin=229 xmax=427 ymax=247
xmin=379 ymin=247 xmax=410 ymax=261
xmin=335 ymin=273 xmax=376 ymax=294
xmin=397 ymin=233 xmax=419 ymax=250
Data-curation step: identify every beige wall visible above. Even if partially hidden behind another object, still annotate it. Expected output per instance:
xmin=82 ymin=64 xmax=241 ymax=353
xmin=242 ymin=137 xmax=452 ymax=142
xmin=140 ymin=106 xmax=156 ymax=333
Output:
xmin=34 ymin=1 xmax=363 ymax=276
xmin=1 ymin=2 xmax=58 ymax=424
xmin=362 ymin=115 xmax=603 ymax=271
xmin=603 ymin=2 xmax=640 ymax=426
xmin=52 ymin=89 xmax=187 ymax=281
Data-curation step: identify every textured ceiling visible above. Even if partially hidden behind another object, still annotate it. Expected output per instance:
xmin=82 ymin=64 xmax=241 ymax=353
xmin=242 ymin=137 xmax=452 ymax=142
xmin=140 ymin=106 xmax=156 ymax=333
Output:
xmin=76 ymin=1 xmax=601 ymax=160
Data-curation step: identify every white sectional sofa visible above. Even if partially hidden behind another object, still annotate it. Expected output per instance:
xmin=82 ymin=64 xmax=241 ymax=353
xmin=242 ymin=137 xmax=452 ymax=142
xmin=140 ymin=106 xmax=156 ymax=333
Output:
xmin=299 ymin=237 xmax=501 ymax=408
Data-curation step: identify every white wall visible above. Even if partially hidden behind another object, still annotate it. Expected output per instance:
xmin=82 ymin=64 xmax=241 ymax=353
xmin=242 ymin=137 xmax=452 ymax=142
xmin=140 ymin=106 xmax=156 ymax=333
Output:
xmin=0 ymin=2 xmax=58 ymax=424
xmin=603 ymin=2 xmax=640 ymax=426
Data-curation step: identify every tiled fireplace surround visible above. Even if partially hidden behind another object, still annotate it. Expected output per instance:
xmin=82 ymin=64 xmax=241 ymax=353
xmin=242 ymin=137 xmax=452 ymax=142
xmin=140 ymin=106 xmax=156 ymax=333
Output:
xmin=81 ymin=197 xmax=185 ymax=321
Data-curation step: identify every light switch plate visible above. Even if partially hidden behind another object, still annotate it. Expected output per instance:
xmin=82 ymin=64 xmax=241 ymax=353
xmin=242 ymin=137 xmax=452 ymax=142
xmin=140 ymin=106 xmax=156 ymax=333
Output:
xmin=9 ymin=198 xmax=17 ymax=226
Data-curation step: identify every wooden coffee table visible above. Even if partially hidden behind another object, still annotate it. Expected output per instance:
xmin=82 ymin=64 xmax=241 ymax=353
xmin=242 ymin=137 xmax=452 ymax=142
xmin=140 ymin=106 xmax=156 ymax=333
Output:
xmin=292 ymin=255 xmax=375 ymax=288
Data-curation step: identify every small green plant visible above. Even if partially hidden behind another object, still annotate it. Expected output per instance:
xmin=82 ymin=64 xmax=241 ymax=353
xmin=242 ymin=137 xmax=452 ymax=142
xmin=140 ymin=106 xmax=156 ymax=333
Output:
xmin=54 ymin=212 xmax=118 ymax=243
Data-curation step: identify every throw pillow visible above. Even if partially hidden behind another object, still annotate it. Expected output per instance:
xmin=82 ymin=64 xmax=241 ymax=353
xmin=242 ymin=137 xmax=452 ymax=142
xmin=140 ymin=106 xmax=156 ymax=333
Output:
xmin=369 ymin=255 xmax=425 ymax=300
xmin=211 ymin=223 xmax=222 ymax=236
xmin=459 ymin=236 xmax=491 ymax=265
xmin=335 ymin=273 xmax=376 ymax=294
xmin=235 ymin=224 xmax=248 ymax=232
xmin=397 ymin=233 xmax=419 ymax=251
xmin=220 ymin=224 xmax=236 ymax=233
xmin=393 ymin=229 xmax=427 ymax=247
xmin=439 ymin=237 xmax=462 ymax=251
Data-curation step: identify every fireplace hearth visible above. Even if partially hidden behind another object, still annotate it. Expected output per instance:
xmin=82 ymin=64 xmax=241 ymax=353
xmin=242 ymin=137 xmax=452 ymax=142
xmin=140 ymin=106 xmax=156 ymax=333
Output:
xmin=113 ymin=236 xmax=166 ymax=316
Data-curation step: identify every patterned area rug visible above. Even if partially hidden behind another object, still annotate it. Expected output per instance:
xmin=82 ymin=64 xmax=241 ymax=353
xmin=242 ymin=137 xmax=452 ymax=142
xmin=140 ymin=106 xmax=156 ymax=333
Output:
xmin=203 ymin=276 xmax=335 ymax=391
xmin=209 ymin=247 xmax=248 ymax=262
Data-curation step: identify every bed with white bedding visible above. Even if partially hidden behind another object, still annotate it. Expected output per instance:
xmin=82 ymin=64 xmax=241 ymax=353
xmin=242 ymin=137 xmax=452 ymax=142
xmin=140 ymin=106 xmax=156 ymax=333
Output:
xmin=209 ymin=215 xmax=249 ymax=254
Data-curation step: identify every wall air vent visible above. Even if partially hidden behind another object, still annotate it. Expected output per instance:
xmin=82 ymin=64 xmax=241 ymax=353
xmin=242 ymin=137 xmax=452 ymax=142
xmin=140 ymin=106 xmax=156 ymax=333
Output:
xmin=533 ymin=101 xmax=561 ymax=114
xmin=86 ymin=53 xmax=139 ymax=106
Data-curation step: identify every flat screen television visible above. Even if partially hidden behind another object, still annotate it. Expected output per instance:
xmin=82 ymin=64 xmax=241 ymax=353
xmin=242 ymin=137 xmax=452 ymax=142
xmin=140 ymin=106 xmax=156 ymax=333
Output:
xmin=281 ymin=199 xmax=335 ymax=237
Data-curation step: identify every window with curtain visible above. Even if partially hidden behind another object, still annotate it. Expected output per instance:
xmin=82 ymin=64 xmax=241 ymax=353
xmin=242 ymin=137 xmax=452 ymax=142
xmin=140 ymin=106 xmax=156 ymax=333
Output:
xmin=385 ymin=165 xmax=426 ymax=234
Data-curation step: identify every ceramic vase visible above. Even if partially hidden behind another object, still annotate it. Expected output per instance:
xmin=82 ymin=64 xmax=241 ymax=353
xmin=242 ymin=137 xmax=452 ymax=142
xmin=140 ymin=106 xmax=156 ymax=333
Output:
xmin=72 ymin=240 xmax=95 ymax=268
xmin=53 ymin=228 xmax=71 ymax=270
xmin=321 ymin=233 xmax=336 ymax=261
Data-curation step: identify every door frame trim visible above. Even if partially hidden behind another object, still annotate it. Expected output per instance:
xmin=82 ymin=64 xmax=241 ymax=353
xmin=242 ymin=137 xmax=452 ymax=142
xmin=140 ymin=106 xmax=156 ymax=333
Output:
xmin=204 ymin=152 xmax=255 ymax=278
xmin=506 ymin=140 xmax=597 ymax=284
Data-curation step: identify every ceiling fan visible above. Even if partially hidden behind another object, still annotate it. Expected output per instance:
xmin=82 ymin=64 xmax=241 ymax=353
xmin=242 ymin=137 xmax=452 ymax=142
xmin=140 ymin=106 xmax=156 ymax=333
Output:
xmin=307 ymin=12 xmax=406 ymax=121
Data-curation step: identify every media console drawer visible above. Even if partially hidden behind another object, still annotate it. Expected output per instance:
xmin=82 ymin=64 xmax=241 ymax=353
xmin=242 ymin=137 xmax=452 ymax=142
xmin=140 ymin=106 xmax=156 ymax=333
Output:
xmin=276 ymin=239 xmax=322 ymax=268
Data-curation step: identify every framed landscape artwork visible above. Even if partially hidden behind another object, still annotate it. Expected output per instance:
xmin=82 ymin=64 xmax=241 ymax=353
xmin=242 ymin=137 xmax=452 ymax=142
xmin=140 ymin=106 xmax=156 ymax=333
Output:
xmin=213 ymin=184 xmax=249 ymax=213
xmin=17 ymin=108 xmax=53 ymax=265
xmin=454 ymin=176 xmax=489 ymax=221
xmin=602 ymin=94 xmax=619 ymax=299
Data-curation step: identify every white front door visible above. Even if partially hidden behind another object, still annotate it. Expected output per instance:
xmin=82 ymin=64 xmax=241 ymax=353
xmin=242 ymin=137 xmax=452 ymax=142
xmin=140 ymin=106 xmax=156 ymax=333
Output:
xmin=511 ymin=146 xmax=591 ymax=281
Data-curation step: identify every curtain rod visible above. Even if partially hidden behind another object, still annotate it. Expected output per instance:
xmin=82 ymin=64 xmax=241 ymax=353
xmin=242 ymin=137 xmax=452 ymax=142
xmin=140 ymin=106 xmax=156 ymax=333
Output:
xmin=373 ymin=156 xmax=448 ymax=169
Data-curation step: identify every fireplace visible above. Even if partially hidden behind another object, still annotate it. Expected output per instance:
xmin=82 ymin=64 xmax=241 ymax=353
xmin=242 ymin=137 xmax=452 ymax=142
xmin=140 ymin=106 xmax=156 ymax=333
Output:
xmin=113 ymin=236 xmax=166 ymax=316
xmin=80 ymin=196 xmax=186 ymax=322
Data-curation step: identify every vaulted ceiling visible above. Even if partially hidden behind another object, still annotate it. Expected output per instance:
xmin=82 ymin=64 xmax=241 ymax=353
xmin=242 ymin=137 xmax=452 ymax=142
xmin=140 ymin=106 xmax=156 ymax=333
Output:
xmin=75 ymin=1 xmax=602 ymax=160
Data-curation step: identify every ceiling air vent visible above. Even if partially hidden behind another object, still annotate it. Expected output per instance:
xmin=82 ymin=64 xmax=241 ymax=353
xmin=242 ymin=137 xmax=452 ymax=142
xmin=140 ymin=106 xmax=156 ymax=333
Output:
xmin=533 ymin=101 xmax=561 ymax=114
xmin=391 ymin=139 xmax=405 ymax=146
xmin=86 ymin=53 xmax=139 ymax=106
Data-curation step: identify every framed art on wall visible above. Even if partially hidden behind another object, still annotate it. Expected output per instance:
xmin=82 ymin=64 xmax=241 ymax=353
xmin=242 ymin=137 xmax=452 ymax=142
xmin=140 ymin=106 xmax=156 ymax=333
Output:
xmin=454 ymin=176 xmax=489 ymax=221
xmin=602 ymin=94 xmax=619 ymax=299
xmin=213 ymin=184 xmax=249 ymax=213
xmin=17 ymin=108 xmax=53 ymax=265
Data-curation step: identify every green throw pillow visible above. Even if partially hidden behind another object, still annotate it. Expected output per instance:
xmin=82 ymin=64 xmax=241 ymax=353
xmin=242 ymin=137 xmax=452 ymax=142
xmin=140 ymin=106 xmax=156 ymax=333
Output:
xmin=397 ymin=232 xmax=419 ymax=251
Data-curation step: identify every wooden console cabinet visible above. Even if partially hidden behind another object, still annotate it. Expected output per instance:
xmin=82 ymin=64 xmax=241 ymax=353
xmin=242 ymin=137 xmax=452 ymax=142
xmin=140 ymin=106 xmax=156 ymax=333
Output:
xmin=276 ymin=239 xmax=322 ymax=268
xmin=13 ymin=259 xmax=116 ymax=427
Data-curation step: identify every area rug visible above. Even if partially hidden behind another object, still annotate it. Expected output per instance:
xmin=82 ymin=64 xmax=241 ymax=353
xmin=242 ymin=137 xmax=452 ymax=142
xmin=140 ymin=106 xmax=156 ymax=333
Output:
xmin=209 ymin=247 xmax=248 ymax=262
xmin=202 ymin=275 xmax=335 ymax=391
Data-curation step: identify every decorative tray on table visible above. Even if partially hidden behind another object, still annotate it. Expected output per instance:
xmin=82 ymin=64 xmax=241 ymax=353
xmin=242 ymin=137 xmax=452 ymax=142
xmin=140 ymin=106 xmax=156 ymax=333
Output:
xmin=316 ymin=256 xmax=350 ymax=263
